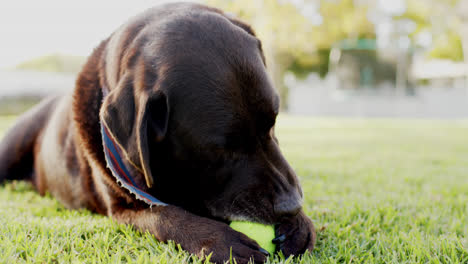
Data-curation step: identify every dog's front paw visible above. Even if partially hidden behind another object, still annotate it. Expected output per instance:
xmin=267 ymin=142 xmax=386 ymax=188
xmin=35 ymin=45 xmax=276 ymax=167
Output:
xmin=274 ymin=211 xmax=316 ymax=257
xmin=193 ymin=222 xmax=269 ymax=264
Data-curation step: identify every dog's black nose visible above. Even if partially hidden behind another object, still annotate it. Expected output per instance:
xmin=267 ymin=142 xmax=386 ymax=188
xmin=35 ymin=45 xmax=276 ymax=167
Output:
xmin=274 ymin=191 xmax=302 ymax=218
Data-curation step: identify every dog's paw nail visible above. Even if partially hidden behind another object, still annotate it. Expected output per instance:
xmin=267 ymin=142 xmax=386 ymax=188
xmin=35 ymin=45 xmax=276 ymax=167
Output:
xmin=259 ymin=248 xmax=270 ymax=256
xmin=273 ymin=234 xmax=286 ymax=244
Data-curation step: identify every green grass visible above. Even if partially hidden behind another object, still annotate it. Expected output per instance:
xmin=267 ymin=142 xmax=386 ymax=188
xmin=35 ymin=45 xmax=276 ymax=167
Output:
xmin=1 ymin=115 xmax=467 ymax=263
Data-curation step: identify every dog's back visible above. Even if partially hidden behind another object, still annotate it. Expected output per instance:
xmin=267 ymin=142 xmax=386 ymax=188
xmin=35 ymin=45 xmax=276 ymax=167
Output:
xmin=0 ymin=96 xmax=60 ymax=184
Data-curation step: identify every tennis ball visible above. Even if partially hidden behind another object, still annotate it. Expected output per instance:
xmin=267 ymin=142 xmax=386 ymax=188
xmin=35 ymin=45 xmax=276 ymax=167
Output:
xmin=230 ymin=221 xmax=276 ymax=255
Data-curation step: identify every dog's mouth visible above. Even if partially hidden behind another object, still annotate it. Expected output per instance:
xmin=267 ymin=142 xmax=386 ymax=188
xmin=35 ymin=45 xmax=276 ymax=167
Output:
xmin=208 ymin=214 xmax=267 ymax=227
xmin=202 ymin=193 xmax=279 ymax=226
xmin=201 ymin=185 xmax=303 ymax=227
xmin=208 ymin=214 xmax=231 ymax=225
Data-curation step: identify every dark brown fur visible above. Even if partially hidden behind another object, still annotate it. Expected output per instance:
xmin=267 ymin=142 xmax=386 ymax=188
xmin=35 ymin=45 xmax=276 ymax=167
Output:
xmin=0 ymin=3 xmax=315 ymax=263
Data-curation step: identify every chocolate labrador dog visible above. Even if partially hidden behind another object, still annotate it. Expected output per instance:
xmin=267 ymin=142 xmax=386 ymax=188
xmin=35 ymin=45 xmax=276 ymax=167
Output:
xmin=0 ymin=2 xmax=315 ymax=263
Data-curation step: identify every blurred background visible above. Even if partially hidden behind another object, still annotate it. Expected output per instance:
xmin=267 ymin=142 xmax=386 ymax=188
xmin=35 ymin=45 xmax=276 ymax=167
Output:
xmin=0 ymin=0 xmax=467 ymax=118
xmin=1 ymin=2 xmax=467 ymax=261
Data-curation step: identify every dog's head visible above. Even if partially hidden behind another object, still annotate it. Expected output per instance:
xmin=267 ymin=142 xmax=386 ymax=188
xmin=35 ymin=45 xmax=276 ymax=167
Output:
xmin=100 ymin=3 xmax=302 ymax=224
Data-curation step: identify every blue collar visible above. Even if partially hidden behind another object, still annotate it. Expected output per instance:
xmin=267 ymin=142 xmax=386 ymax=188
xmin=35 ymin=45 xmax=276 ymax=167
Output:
xmin=100 ymin=88 xmax=166 ymax=206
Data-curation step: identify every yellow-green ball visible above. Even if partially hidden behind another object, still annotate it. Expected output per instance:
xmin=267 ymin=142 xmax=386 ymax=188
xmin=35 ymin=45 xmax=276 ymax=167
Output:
xmin=230 ymin=221 xmax=276 ymax=255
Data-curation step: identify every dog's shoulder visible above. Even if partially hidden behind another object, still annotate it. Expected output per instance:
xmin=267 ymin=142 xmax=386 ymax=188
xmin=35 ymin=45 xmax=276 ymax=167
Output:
xmin=73 ymin=39 xmax=109 ymax=164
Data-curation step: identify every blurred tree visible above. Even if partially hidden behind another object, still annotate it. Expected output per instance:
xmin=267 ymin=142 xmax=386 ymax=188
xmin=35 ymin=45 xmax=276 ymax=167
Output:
xmin=400 ymin=0 xmax=464 ymax=61
xmin=205 ymin=0 xmax=375 ymax=109
xmin=428 ymin=30 xmax=464 ymax=61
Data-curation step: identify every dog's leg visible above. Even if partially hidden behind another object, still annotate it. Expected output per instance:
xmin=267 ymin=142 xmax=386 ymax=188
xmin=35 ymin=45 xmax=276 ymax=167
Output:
xmin=0 ymin=96 xmax=59 ymax=184
xmin=112 ymin=205 xmax=269 ymax=264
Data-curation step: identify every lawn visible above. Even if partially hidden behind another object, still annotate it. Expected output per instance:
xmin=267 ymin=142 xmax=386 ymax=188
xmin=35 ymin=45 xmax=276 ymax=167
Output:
xmin=1 ymin=115 xmax=467 ymax=263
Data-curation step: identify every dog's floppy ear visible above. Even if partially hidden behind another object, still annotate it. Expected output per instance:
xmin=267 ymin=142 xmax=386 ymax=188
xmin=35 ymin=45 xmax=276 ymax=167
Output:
xmin=100 ymin=81 xmax=169 ymax=188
